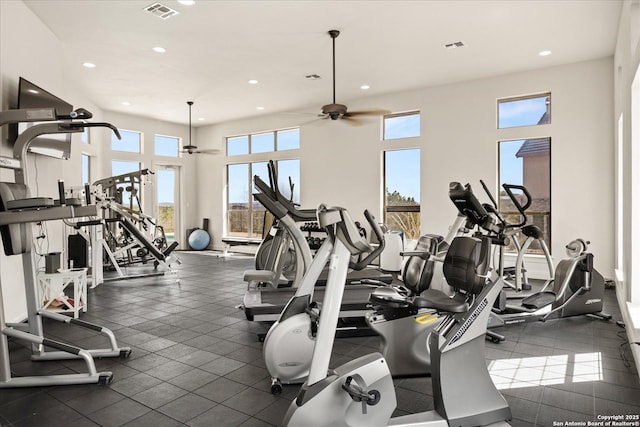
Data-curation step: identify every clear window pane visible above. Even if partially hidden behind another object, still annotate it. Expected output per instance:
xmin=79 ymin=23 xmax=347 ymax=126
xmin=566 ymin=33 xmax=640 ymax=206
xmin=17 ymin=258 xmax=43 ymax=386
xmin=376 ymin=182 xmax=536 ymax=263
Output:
xmin=251 ymin=162 xmax=269 ymax=239
xmin=251 ymin=132 xmax=274 ymax=154
xmin=277 ymin=159 xmax=300 ymax=204
xmin=227 ymin=136 xmax=249 ymax=156
xmin=228 ymin=163 xmax=250 ymax=237
xmin=155 ymin=135 xmax=179 ymax=157
xmin=81 ymin=154 xmax=90 ymax=185
xmin=112 ymin=130 xmax=141 ymax=153
xmin=499 ymin=138 xmax=551 ymax=253
xmin=383 ymin=112 xmax=420 ymax=140
xmin=157 ymin=169 xmax=176 ymax=242
xmin=111 ymin=160 xmax=141 ymax=209
xmin=498 ymin=94 xmax=550 ymax=129
xmin=277 ymin=129 xmax=300 ymax=151
xmin=81 ymin=128 xmax=89 ymax=144
xmin=384 ymin=149 xmax=420 ymax=239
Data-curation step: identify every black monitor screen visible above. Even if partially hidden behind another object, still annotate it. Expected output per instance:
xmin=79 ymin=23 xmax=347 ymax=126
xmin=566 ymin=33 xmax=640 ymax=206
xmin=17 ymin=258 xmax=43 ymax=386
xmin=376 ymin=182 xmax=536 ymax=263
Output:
xmin=17 ymin=77 xmax=73 ymax=116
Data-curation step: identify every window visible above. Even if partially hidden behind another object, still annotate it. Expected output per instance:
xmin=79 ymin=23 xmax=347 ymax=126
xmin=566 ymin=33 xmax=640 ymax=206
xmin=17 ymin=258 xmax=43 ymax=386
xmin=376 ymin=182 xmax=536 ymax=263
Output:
xmin=155 ymin=135 xmax=179 ymax=157
xmin=81 ymin=154 xmax=90 ymax=185
xmin=251 ymin=132 xmax=274 ymax=153
xmin=498 ymin=93 xmax=551 ymax=129
xmin=277 ymin=128 xmax=300 ymax=151
xmin=227 ymin=128 xmax=300 ymax=156
xmin=383 ymin=111 xmax=420 ymax=140
xmin=81 ymin=128 xmax=89 ymax=144
xmin=498 ymin=138 xmax=551 ymax=254
xmin=383 ymin=149 xmax=420 ymax=240
xmin=111 ymin=160 xmax=142 ymax=210
xmin=112 ymin=129 xmax=141 ymax=153
xmin=227 ymin=159 xmax=300 ymax=239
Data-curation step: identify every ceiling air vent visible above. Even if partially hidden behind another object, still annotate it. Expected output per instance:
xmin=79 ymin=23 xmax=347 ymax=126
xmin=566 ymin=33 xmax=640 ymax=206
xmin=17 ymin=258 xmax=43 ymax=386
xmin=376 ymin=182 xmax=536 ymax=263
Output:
xmin=144 ymin=2 xmax=179 ymax=19
xmin=444 ymin=41 xmax=465 ymax=49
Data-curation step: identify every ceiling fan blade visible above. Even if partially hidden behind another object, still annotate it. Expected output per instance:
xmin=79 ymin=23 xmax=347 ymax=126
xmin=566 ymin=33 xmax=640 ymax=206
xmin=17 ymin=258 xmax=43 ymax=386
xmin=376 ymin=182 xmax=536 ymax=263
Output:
xmin=194 ymin=148 xmax=220 ymax=154
xmin=341 ymin=115 xmax=364 ymax=126
xmin=344 ymin=109 xmax=391 ymax=117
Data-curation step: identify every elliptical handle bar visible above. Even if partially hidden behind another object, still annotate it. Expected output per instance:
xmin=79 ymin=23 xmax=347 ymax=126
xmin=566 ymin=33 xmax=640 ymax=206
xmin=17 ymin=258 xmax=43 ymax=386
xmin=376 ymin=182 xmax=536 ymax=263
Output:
xmin=480 ymin=179 xmax=498 ymax=209
xmin=502 ymin=183 xmax=532 ymax=227
xmin=349 ymin=209 xmax=385 ymax=271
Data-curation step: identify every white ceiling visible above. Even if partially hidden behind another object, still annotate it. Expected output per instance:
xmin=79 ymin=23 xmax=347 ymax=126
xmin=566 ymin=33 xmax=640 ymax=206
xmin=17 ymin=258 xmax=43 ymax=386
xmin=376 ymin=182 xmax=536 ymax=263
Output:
xmin=24 ymin=0 xmax=622 ymax=126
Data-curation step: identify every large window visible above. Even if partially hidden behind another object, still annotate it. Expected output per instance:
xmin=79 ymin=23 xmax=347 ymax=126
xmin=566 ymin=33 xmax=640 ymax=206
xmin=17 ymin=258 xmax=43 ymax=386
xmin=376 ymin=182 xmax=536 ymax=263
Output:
xmin=112 ymin=129 xmax=141 ymax=153
xmin=498 ymin=93 xmax=551 ymax=129
xmin=227 ymin=159 xmax=299 ymax=239
xmin=154 ymin=135 xmax=179 ymax=157
xmin=498 ymin=138 xmax=551 ymax=254
xmin=227 ymin=128 xmax=300 ymax=156
xmin=383 ymin=111 xmax=420 ymax=140
xmin=383 ymin=149 xmax=420 ymax=240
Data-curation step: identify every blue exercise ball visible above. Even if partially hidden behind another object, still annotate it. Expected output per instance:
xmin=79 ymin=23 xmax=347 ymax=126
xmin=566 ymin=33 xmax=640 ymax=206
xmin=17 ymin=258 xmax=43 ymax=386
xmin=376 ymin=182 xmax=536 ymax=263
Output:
xmin=188 ymin=229 xmax=210 ymax=250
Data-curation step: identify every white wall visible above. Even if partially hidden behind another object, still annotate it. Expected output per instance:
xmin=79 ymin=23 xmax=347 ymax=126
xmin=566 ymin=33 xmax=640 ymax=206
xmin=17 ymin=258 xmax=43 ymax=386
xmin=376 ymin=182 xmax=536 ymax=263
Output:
xmin=613 ymin=0 xmax=640 ymax=374
xmin=197 ymin=57 xmax=615 ymax=278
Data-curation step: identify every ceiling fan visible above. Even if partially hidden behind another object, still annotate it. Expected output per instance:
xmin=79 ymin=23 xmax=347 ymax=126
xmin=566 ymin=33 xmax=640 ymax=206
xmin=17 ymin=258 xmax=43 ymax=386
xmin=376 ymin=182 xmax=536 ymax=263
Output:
xmin=320 ymin=30 xmax=388 ymax=124
xmin=181 ymin=101 xmax=219 ymax=155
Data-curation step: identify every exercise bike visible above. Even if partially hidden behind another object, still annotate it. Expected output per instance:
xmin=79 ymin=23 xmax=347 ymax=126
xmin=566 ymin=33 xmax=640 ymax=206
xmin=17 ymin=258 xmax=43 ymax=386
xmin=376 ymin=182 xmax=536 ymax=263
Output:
xmin=281 ymin=204 xmax=511 ymax=427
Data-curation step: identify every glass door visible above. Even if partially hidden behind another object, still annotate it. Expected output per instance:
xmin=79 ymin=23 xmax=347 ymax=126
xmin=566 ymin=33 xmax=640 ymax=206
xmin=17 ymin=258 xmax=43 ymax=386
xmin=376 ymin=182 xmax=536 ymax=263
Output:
xmin=156 ymin=165 xmax=180 ymax=243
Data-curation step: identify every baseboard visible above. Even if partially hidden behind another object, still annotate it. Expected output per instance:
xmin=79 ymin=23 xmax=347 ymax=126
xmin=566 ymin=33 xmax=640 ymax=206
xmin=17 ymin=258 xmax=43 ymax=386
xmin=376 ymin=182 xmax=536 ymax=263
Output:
xmin=615 ymin=281 xmax=640 ymax=380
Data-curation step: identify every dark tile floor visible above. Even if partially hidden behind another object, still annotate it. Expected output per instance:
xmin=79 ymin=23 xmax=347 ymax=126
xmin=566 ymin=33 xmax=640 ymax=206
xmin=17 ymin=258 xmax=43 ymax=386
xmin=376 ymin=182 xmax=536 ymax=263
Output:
xmin=1 ymin=251 xmax=639 ymax=426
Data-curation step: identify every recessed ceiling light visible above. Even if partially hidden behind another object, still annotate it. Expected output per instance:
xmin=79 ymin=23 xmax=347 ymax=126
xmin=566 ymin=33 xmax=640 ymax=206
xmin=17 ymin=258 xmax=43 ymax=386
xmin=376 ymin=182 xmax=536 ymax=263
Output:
xmin=539 ymin=50 xmax=552 ymax=56
xmin=121 ymin=101 xmax=131 ymax=106
xmin=197 ymin=117 xmax=205 ymax=121
xmin=178 ymin=0 xmax=195 ymax=5
xmin=83 ymin=62 xmax=96 ymax=68
xmin=248 ymin=79 xmax=258 ymax=85
xmin=360 ymin=85 xmax=370 ymax=90
xmin=256 ymin=106 xmax=265 ymax=110
xmin=152 ymin=46 xmax=166 ymax=53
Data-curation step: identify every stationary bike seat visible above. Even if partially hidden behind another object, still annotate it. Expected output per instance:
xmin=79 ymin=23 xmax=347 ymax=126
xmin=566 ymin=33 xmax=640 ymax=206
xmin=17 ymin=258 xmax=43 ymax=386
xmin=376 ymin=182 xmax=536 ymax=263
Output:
xmin=412 ymin=289 xmax=468 ymax=313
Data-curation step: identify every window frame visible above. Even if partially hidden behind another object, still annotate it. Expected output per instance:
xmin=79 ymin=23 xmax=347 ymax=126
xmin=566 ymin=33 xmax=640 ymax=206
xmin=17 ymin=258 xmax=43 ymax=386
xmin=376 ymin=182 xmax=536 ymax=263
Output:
xmin=497 ymin=137 xmax=552 ymax=254
xmin=226 ymin=127 xmax=300 ymax=156
xmin=382 ymin=148 xmax=421 ymax=240
xmin=225 ymin=158 xmax=300 ymax=240
xmin=382 ymin=111 xmax=421 ymax=141
xmin=497 ymin=92 xmax=551 ymax=129
xmin=111 ymin=129 xmax=142 ymax=153
xmin=154 ymin=134 xmax=180 ymax=157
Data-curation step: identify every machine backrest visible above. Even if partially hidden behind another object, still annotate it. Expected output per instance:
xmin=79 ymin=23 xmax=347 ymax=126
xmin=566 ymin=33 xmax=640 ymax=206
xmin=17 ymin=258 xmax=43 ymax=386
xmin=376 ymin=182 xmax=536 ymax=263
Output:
xmin=402 ymin=234 xmax=441 ymax=296
xmin=0 ymin=182 xmax=31 ymax=255
xmin=442 ymin=236 xmax=491 ymax=295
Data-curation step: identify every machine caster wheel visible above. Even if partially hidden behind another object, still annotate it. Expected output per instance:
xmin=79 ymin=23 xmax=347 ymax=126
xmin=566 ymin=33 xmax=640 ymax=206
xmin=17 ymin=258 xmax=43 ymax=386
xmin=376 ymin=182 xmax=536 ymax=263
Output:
xmin=120 ymin=349 xmax=132 ymax=358
xmin=99 ymin=373 xmax=113 ymax=385
xmin=491 ymin=337 xmax=501 ymax=343
xmin=271 ymin=381 xmax=283 ymax=395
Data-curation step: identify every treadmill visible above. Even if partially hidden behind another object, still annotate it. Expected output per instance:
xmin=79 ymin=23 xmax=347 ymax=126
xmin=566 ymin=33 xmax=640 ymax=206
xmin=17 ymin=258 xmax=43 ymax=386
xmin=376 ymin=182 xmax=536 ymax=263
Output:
xmin=241 ymin=171 xmax=393 ymax=323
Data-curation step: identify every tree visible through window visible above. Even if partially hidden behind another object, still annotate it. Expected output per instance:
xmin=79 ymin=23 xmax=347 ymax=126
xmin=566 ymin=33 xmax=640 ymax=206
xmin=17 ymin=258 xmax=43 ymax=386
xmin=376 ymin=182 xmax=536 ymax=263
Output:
xmin=384 ymin=149 xmax=420 ymax=240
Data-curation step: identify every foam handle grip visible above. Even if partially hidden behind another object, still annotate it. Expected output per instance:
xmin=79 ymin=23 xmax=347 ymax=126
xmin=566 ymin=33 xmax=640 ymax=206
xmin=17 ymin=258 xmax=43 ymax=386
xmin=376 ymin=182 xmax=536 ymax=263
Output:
xmin=58 ymin=180 xmax=66 ymax=206
xmin=84 ymin=184 xmax=91 ymax=205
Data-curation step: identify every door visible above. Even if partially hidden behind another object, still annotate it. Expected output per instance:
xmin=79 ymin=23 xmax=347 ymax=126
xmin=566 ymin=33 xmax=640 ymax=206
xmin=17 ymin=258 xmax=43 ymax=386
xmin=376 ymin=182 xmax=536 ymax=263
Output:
xmin=156 ymin=165 xmax=180 ymax=244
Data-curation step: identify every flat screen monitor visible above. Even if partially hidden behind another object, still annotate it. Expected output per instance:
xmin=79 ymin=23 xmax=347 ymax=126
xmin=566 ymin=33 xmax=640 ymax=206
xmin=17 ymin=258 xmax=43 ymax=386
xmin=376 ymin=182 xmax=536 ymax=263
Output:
xmin=15 ymin=77 xmax=73 ymax=159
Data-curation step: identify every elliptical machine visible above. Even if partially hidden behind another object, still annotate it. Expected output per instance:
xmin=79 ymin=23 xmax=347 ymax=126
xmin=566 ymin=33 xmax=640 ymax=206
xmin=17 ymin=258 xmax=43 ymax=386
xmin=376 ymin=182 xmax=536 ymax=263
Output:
xmin=281 ymin=204 xmax=511 ymax=427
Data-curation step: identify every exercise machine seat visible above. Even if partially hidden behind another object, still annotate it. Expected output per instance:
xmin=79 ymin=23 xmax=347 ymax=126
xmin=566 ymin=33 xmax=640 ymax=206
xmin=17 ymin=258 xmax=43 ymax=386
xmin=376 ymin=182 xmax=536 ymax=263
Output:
xmin=0 ymin=182 xmax=30 ymax=255
xmin=442 ymin=235 xmax=490 ymax=295
xmin=521 ymin=224 xmax=544 ymax=240
xmin=412 ymin=289 xmax=468 ymax=313
xmin=402 ymin=234 xmax=442 ymax=296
